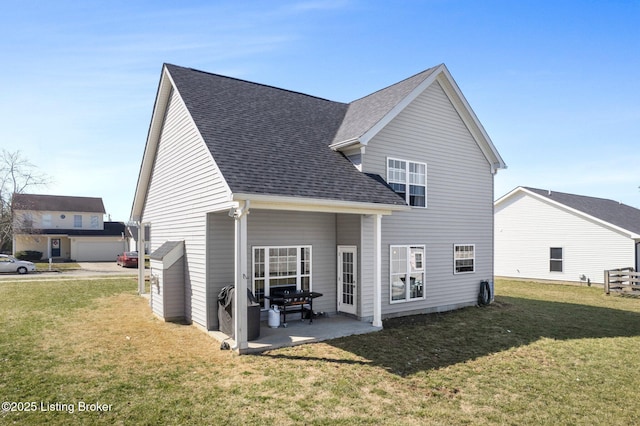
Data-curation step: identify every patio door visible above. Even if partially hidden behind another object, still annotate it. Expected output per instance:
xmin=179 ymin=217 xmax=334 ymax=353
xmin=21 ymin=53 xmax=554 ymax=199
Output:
xmin=337 ymin=246 xmax=357 ymax=315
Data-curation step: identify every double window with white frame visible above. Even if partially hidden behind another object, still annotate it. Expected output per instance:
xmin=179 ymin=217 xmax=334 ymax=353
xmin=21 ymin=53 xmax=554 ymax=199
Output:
xmin=253 ymin=246 xmax=311 ymax=309
xmin=387 ymin=158 xmax=427 ymax=207
xmin=390 ymin=245 xmax=425 ymax=303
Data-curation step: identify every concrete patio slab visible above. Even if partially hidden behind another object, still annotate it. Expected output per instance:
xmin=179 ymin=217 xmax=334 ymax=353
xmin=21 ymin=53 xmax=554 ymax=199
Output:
xmin=210 ymin=314 xmax=382 ymax=354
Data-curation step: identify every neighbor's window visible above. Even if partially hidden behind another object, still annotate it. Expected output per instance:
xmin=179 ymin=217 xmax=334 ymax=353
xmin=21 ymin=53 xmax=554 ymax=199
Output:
xmin=74 ymin=215 xmax=82 ymax=228
xmin=22 ymin=213 xmax=34 ymax=229
xmin=41 ymin=214 xmax=52 ymax=228
xmin=90 ymin=216 xmax=99 ymax=229
xmin=253 ymin=246 xmax=312 ymax=309
xmin=550 ymin=247 xmax=563 ymax=272
xmin=454 ymin=244 xmax=475 ymax=274
xmin=390 ymin=245 xmax=425 ymax=303
xmin=387 ymin=158 xmax=426 ymax=207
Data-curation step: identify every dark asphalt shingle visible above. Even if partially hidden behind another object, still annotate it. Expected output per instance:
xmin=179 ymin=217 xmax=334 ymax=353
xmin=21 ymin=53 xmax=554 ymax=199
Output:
xmin=526 ymin=187 xmax=640 ymax=235
xmin=165 ymin=64 xmax=408 ymax=207
xmin=13 ymin=193 xmax=106 ymax=213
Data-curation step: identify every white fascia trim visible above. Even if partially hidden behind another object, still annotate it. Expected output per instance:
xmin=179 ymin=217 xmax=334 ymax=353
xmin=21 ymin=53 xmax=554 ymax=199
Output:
xmin=358 ymin=65 xmax=444 ymax=146
xmin=329 ymin=137 xmax=362 ymax=151
xmin=231 ymin=193 xmax=408 ymax=215
xmin=499 ymin=187 xmax=640 ymax=240
xmin=130 ymin=66 xmax=233 ymax=221
xmin=131 ymin=67 xmax=173 ymax=222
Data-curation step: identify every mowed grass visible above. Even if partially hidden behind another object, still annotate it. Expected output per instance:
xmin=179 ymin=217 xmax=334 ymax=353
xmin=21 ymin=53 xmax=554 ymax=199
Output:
xmin=1 ymin=278 xmax=640 ymax=425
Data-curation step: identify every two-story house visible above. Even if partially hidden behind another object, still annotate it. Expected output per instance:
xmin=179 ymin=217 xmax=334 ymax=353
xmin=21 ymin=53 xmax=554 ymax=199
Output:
xmin=131 ymin=63 xmax=506 ymax=352
xmin=13 ymin=193 xmax=129 ymax=261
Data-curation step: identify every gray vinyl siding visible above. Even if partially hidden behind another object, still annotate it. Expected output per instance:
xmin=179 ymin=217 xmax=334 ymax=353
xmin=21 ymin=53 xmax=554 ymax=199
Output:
xmin=246 ymin=210 xmax=337 ymax=315
xmin=206 ymin=212 xmax=235 ymax=329
xmin=495 ymin=192 xmax=635 ymax=283
xmin=150 ymin=261 xmax=164 ymax=318
xmin=142 ymin=88 xmax=231 ymax=329
xmin=150 ymin=259 xmax=186 ymax=321
xmin=362 ymin=81 xmax=495 ymax=316
xmin=336 ymin=214 xmax=363 ymax=317
xmin=360 ymin=215 xmax=376 ymax=319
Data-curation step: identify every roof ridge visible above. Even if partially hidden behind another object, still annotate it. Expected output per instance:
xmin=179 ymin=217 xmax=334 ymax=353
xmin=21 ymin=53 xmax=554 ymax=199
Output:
xmin=164 ymin=63 xmax=345 ymax=105
xmin=348 ymin=64 xmax=442 ymax=104
xmin=524 ymin=186 xmax=632 ymax=206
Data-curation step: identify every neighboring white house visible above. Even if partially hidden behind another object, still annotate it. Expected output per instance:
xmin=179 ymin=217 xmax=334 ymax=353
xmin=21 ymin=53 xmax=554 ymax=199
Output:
xmin=131 ymin=63 xmax=506 ymax=352
xmin=12 ymin=193 xmax=129 ymax=262
xmin=495 ymin=187 xmax=640 ymax=284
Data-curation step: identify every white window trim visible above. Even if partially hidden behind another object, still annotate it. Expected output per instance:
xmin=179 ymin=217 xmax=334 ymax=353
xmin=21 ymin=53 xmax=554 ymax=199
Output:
xmin=389 ymin=244 xmax=426 ymax=304
xmin=252 ymin=245 xmax=312 ymax=310
xmin=454 ymin=244 xmax=476 ymax=274
xmin=387 ymin=157 xmax=427 ymax=208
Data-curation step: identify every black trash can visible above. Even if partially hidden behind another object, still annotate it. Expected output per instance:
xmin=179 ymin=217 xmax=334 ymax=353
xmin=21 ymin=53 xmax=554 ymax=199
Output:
xmin=217 ymin=286 xmax=261 ymax=341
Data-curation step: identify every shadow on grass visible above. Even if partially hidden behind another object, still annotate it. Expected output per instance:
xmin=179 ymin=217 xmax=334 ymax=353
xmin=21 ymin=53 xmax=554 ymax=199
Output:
xmin=263 ymin=295 xmax=640 ymax=376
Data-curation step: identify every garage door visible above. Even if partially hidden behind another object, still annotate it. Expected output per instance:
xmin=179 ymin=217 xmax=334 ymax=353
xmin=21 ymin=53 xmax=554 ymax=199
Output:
xmin=75 ymin=241 xmax=127 ymax=262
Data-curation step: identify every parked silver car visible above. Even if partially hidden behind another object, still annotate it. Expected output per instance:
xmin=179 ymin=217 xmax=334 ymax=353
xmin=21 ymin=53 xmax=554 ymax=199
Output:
xmin=0 ymin=254 xmax=36 ymax=274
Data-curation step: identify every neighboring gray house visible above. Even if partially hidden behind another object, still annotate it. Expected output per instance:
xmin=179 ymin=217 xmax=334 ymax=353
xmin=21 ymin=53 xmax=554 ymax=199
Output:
xmin=495 ymin=187 xmax=640 ymax=284
xmin=131 ymin=63 xmax=506 ymax=352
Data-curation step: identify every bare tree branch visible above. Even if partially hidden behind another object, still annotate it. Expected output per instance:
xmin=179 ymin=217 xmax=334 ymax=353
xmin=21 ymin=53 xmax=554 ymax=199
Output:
xmin=0 ymin=149 xmax=50 ymax=252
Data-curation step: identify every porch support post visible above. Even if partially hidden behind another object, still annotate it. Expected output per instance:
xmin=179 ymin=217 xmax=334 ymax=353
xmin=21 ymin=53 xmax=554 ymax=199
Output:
xmin=233 ymin=201 xmax=250 ymax=352
xmin=47 ymin=236 xmax=51 ymax=259
xmin=373 ymin=214 xmax=382 ymax=327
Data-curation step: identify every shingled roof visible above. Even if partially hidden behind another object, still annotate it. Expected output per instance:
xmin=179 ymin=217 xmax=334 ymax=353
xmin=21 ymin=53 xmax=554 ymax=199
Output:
xmin=164 ymin=64 xmax=407 ymax=206
xmin=332 ymin=66 xmax=440 ymax=145
xmin=13 ymin=193 xmax=105 ymax=213
xmin=523 ymin=187 xmax=640 ymax=236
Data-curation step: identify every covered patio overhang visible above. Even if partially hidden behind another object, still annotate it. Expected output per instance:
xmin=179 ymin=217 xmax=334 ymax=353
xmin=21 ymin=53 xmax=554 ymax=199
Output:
xmin=227 ymin=193 xmax=408 ymax=354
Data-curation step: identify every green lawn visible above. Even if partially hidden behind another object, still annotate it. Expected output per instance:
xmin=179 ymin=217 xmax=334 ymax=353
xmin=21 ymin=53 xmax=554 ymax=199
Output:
xmin=1 ymin=278 xmax=639 ymax=425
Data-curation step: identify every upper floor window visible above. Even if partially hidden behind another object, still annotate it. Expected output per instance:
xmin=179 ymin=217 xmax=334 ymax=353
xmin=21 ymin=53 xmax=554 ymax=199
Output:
xmin=42 ymin=214 xmax=52 ymax=228
xmin=387 ymin=158 xmax=426 ymax=207
xmin=90 ymin=216 xmax=99 ymax=229
xmin=22 ymin=213 xmax=33 ymax=228
xmin=74 ymin=215 xmax=82 ymax=228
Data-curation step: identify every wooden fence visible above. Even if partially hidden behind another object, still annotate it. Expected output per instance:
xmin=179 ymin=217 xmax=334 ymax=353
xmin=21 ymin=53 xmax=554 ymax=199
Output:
xmin=604 ymin=267 xmax=640 ymax=294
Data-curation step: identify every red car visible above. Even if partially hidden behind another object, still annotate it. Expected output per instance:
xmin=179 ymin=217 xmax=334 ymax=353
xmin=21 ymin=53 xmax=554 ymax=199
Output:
xmin=116 ymin=251 xmax=139 ymax=268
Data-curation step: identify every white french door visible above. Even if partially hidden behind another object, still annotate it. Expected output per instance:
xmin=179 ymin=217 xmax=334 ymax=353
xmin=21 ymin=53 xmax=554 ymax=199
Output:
xmin=337 ymin=246 xmax=357 ymax=315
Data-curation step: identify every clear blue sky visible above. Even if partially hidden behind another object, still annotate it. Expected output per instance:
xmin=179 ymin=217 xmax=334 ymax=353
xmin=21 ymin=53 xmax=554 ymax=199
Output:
xmin=2 ymin=0 xmax=638 ymax=221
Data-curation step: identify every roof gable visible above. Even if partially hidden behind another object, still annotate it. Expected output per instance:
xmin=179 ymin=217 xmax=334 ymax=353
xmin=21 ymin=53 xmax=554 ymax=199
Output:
xmin=161 ymin=64 xmax=407 ymax=207
xmin=133 ymin=63 xmax=506 ymax=218
xmin=331 ymin=66 xmax=439 ymax=146
xmin=330 ymin=64 xmax=506 ymax=172
xmin=497 ymin=187 xmax=640 ymax=237
xmin=13 ymin=193 xmax=105 ymax=213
